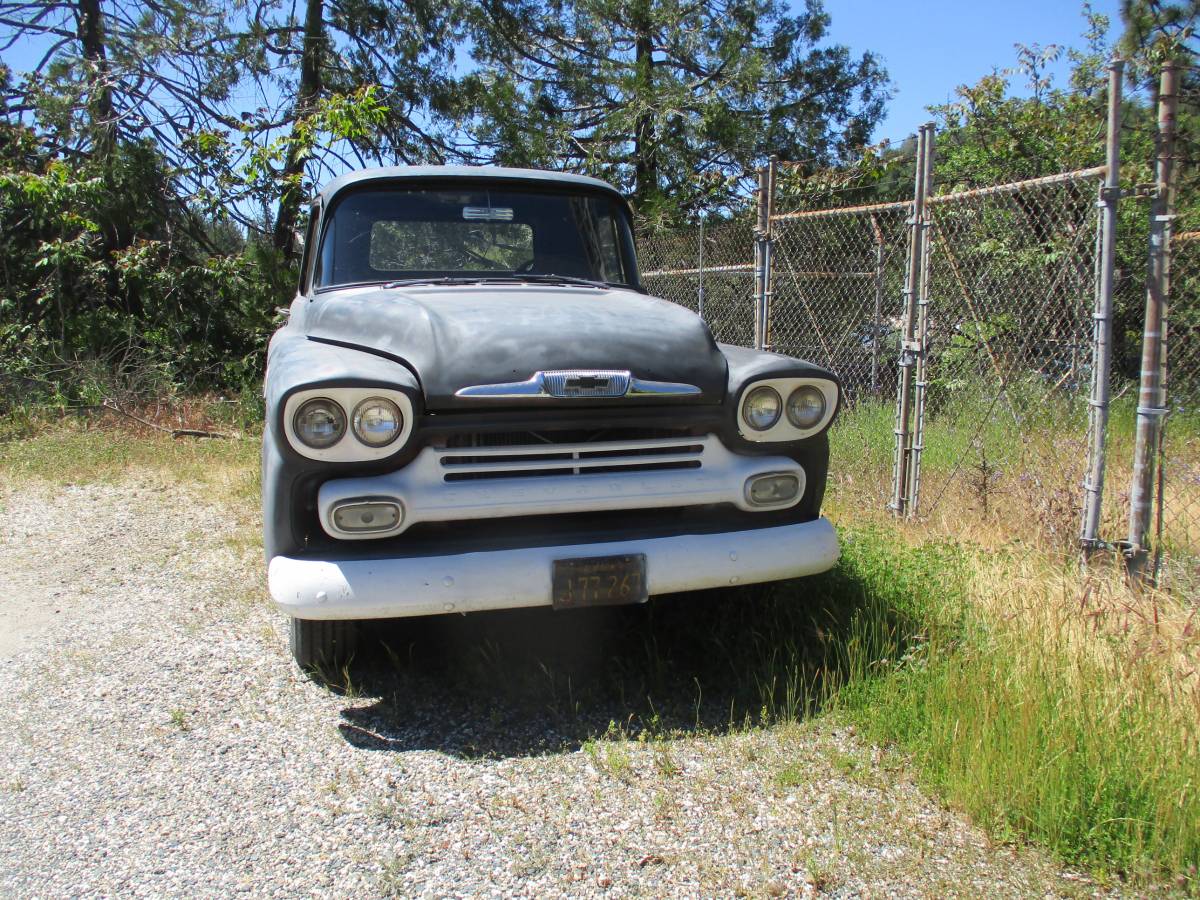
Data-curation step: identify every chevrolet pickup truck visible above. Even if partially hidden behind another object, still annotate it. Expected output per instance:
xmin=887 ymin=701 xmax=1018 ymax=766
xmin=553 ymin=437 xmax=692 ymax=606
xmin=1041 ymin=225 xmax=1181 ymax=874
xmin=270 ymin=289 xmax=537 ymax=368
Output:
xmin=263 ymin=165 xmax=840 ymax=667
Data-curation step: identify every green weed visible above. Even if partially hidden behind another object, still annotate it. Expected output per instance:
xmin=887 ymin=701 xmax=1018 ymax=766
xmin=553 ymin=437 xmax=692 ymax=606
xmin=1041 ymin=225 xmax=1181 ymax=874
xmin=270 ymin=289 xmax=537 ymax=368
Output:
xmin=832 ymin=536 xmax=1200 ymax=884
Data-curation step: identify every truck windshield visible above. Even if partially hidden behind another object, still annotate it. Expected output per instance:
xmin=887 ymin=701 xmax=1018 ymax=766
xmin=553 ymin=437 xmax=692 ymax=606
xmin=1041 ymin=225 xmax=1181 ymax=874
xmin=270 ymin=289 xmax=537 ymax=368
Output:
xmin=314 ymin=185 xmax=638 ymax=290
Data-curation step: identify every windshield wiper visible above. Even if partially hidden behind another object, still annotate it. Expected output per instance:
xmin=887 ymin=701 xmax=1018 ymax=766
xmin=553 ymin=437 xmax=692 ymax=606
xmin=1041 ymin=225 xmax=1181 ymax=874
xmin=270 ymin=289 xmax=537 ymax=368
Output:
xmin=513 ymin=273 xmax=609 ymax=289
xmin=381 ymin=273 xmax=613 ymax=290
xmin=382 ymin=276 xmax=487 ymax=289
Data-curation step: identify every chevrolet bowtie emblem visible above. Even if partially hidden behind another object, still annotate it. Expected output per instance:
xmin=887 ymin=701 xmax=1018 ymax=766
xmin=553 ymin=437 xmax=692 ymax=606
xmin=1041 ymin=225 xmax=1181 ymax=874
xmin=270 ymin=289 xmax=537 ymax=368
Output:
xmin=544 ymin=371 xmax=628 ymax=397
xmin=568 ymin=375 xmax=609 ymax=391
xmin=455 ymin=369 xmax=703 ymax=400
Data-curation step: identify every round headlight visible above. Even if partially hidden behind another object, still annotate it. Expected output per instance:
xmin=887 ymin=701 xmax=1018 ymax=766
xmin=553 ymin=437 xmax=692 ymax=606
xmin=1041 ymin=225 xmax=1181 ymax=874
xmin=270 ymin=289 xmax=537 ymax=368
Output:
xmin=293 ymin=398 xmax=346 ymax=448
xmin=352 ymin=397 xmax=403 ymax=447
xmin=786 ymin=386 xmax=827 ymax=429
xmin=742 ymin=386 xmax=782 ymax=431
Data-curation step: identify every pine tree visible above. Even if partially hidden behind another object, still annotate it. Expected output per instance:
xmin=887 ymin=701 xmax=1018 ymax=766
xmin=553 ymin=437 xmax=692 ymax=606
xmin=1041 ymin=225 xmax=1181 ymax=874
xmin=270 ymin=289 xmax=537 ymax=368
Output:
xmin=461 ymin=0 xmax=888 ymax=220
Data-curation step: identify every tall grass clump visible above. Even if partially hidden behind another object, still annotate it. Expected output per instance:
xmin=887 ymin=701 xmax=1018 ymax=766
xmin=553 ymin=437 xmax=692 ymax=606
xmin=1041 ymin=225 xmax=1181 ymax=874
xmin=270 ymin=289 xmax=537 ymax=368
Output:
xmin=743 ymin=527 xmax=969 ymax=724
xmin=834 ymin=539 xmax=1200 ymax=884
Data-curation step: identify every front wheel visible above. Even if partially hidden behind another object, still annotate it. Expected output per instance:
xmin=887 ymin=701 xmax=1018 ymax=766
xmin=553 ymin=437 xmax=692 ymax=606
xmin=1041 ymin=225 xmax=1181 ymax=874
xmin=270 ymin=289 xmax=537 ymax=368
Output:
xmin=289 ymin=618 xmax=358 ymax=670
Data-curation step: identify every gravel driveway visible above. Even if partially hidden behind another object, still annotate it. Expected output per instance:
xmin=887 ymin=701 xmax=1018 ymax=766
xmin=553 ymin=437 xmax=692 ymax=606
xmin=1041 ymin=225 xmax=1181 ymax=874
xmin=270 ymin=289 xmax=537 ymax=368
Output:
xmin=0 ymin=473 xmax=1110 ymax=898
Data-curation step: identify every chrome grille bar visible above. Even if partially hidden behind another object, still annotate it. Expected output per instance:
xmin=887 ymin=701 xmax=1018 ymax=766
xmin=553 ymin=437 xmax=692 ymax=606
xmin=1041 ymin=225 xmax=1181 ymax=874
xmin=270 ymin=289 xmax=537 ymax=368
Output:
xmin=435 ymin=436 xmax=705 ymax=480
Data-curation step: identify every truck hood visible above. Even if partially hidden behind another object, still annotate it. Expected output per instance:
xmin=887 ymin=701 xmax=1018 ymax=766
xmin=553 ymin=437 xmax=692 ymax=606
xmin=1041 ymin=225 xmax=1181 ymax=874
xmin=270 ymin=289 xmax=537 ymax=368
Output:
xmin=302 ymin=284 xmax=728 ymax=410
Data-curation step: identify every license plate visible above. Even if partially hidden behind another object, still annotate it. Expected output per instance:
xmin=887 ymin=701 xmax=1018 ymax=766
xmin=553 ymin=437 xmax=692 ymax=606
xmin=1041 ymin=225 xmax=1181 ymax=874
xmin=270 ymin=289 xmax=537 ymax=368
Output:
xmin=552 ymin=554 xmax=648 ymax=609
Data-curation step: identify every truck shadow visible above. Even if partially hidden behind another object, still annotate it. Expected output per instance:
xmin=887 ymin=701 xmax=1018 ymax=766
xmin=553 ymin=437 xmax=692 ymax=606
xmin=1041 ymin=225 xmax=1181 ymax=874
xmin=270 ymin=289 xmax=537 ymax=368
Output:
xmin=332 ymin=561 xmax=919 ymax=759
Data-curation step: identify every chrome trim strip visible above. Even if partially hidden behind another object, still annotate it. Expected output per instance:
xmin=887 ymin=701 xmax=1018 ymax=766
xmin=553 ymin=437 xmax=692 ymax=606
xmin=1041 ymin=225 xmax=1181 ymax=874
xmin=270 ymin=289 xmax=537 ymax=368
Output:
xmin=455 ymin=376 xmax=545 ymax=398
xmin=455 ymin=369 xmax=702 ymax=399
xmin=628 ymin=377 xmax=703 ymax=397
xmin=437 ymin=435 xmax=703 ymax=459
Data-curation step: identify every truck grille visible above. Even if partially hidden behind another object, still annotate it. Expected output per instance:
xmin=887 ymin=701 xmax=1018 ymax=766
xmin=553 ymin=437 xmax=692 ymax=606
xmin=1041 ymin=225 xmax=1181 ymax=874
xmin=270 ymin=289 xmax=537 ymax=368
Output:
xmin=437 ymin=431 xmax=704 ymax=482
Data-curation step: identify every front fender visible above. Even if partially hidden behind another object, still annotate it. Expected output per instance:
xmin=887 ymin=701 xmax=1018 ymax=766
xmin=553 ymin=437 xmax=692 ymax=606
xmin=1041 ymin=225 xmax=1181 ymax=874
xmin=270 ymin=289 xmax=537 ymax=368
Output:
xmin=716 ymin=342 xmax=837 ymax=516
xmin=265 ymin=332 xmax=423 ymax=445
xmin=262 ymin=332 xmax=424 ymax=559
xmin=718 ymin=343 xmax=840 ymax=403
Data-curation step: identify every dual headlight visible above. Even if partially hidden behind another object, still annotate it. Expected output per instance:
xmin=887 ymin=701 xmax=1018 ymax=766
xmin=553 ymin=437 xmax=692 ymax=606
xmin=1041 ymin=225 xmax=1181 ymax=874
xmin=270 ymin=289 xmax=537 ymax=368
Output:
xmin=743 ymin=384 xmax=826 ymax=431
xmin=294 ymin=397 xmax=403 ymax=449
xmin=739 ymin=378 xmax=837 ymax=442
xmin=284 ymin=388 xmax=412 ymax=461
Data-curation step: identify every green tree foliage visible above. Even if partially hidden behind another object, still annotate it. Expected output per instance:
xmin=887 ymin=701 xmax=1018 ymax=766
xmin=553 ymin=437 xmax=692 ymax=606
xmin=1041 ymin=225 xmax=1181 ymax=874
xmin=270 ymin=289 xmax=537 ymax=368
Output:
xmin=0 ymin=0 xmax=463 ymax=396
xmin=6 ymin=0 xmax=1191 ymax=403
xmin=461 ymin=0 xmax=889 ymax=221
xmin=0 ymin=0 xmax=245 ymax=192
xmin=225 ymin=0 xmax=464 ymax=256
xmin=924 ymin=6 xmax=1199 ymax=385
xmin=0 ymin=123 xmax=282 ymax=396
xmin=1119 ymin=0 xmax=1199 ymax=82
xmin=928 ymin=10 xmax=1139 ymax=187
xmin=773 ymin=5 xmax=1198 ymax=393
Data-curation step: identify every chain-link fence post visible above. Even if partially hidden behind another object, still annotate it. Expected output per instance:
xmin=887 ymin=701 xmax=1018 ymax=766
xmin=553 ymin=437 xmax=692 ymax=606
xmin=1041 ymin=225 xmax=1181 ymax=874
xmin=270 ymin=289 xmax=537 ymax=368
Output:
xmin=754 ymin=166 xmax=769 ymax=350
xmin=1080 ymin=59 xmax=1125 ymax=555
xmin=907 ymin=123 xmax=936 ymax=517
xmin=1127 ymin=63 xmax=1179 ymax=578
xmin=891 ymin=124 xmax=932 ymax=516
xmin=697 ymin=218 xmax=705 ymax=321
xmin=763 ymin=156 xmax=778 ymax=350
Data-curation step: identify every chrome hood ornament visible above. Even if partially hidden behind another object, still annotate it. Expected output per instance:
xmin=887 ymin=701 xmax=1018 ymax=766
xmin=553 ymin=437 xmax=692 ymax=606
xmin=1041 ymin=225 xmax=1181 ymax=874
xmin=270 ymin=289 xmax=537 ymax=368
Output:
xmin=456 ymin=369 xmax=702 ymax=400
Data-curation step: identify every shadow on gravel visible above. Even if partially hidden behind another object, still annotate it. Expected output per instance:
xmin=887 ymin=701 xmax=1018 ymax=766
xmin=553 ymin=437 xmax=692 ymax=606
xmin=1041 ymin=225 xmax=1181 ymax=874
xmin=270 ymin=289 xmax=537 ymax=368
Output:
xmin=330 ymin=558 xmax=918 ymax=759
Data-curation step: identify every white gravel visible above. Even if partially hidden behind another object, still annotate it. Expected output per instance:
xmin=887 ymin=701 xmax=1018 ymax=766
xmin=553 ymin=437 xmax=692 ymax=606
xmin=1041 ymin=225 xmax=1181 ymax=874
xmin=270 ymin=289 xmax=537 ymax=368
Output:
xmin=0 ymin=476 xmax=1120 ymax=897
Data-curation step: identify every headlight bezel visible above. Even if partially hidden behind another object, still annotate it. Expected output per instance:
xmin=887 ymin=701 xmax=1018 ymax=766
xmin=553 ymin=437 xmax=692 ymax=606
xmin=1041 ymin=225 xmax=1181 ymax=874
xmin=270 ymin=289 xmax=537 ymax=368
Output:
xmin=282 ymin=386 xmax=414 ymax=461
xmin=737 ymin=376 xmax=838 ymax=442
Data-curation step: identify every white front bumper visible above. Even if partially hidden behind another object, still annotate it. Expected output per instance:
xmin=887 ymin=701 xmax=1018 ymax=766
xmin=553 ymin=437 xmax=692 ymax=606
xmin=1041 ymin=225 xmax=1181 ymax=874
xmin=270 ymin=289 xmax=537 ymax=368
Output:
xmin=269 ymin=517 xmax=839 ymax=620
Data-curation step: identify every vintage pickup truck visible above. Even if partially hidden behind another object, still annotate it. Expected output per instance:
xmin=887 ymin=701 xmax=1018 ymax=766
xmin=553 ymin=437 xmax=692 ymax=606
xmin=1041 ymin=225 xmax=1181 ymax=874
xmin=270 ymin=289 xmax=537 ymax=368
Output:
xmin=264 ymin=166 xmax=841 ymax=667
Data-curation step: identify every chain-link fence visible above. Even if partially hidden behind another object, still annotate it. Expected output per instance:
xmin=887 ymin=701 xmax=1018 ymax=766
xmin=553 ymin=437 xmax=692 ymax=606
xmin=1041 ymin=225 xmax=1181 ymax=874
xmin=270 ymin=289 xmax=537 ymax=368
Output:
xmin=769 ymin=201 xmax=910 ymax=402
xmin=633 ymin=61 xmax=1199 ymax=586
xmin=637 ymin=170 xmax=1107 ymax=540
xmin=1163 ymin=64 xmax=1200 ymax=590
xmin=639 ymin=218 xmax=756 ymax=347
xmin=1161 ymin=221 xmax=1200 ymax=590
xmin=912 ymin=170 xmax=1104 ymax=544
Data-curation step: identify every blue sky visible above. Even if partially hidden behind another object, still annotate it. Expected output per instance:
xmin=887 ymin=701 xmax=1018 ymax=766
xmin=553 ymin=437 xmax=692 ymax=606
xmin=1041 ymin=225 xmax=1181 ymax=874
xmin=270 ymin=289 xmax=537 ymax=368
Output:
xmin=821 ymin=0 xmax=1123 ymax=143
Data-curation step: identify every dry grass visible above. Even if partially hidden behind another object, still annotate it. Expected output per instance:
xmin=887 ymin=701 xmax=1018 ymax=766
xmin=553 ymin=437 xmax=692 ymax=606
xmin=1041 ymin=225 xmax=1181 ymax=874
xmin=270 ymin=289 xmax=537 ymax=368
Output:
xmin=0 ymin=418 xmax=261 ymax=516
xmin=970 ymin=551 xmax=1199 ymax=685
xmin=827 ymin=397 xmax=1200 ymax=592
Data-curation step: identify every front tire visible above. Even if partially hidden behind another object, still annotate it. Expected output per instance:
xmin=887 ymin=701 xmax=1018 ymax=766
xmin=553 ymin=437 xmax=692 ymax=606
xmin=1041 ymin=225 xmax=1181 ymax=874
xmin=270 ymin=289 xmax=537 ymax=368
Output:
xmin=289 ymin=618 xmax=358 ymax=670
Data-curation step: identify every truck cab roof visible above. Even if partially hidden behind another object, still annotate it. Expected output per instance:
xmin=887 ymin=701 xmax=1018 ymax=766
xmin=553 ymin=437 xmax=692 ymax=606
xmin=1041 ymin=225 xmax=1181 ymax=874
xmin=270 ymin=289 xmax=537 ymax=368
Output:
xmin=316 ymin=165 xmax=626 ymax=206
